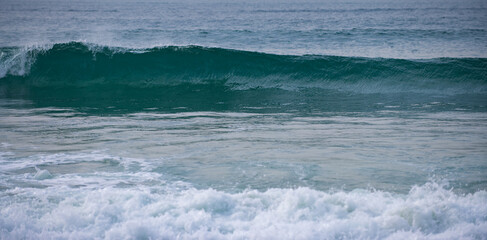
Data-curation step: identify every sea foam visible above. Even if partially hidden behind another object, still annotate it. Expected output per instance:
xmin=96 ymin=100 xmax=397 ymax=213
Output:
xmin=1 ymin=181 xmax=486 ymax=239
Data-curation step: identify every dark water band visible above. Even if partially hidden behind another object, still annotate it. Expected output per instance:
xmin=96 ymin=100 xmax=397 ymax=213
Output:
xmin=1 ymin=42 xmax=486 ymax=92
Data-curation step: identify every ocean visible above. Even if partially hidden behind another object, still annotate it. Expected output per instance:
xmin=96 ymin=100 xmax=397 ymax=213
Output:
xmin=0 ymin=0 xmax=486 ymax=239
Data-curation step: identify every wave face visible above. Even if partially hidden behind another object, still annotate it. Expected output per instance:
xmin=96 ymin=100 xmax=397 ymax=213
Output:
xmin=1 ymin=0 xmax=487 ymax=238
xmin=1 ymin=42 xmax=486 ymax=93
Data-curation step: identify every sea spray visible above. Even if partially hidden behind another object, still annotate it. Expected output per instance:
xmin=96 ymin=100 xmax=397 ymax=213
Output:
xmin=1 ymin=0 xmax=487 ymax=238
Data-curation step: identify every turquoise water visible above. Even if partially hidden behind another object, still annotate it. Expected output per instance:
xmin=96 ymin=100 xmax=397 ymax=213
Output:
xmin=1 ymin=0 xmax=487 ymax=239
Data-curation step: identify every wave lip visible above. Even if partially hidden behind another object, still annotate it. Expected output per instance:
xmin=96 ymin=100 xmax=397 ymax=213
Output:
xmin=1 ymin=42 xmax=486 ymax=94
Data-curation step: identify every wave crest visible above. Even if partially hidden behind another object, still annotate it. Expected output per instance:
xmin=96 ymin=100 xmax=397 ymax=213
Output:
xmin=1 ymin=42 xmax=486 ymax=94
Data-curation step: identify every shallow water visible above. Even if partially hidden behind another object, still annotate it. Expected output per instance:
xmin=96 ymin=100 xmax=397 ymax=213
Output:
xmin=1 ymin=0 xmax=487 ymax=239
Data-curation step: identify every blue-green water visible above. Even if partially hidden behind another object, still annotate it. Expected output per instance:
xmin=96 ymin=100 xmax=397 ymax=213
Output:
xmin=1 ymin=0 xmax=487 ymax=239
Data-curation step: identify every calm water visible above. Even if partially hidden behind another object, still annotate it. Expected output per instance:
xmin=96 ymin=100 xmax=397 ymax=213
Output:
xmin=1 ymin=0 xmax=487 ymax=239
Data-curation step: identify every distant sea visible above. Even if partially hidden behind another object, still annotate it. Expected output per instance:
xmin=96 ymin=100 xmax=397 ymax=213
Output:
xmin=1 ymin=0 xmax=486 ymax=239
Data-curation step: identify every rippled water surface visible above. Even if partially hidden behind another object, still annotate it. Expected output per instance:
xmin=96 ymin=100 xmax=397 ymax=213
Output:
xmin=1 ymin=0 xmax=487 ymax=239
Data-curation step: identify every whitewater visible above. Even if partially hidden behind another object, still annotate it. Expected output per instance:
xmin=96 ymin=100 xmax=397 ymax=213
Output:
xmin=1 ymin=0 xmax=487 ymax=239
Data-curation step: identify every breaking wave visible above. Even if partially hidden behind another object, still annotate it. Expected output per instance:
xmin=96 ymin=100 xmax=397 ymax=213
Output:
xmin=1 ymin=180 xmax=486 ymax=240
xmin=1 ymin=42 xmax=486 ymax=94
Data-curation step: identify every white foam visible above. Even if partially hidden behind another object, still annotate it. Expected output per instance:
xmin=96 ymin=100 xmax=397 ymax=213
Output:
xmin=0 ymin=151 xmax=141 ymax=173
xmin=1 ymin=181 xmax=485 ymax=239
xmin=33 ymin=167 xmax=52 ymax=180
xmin=0 ymin=44 xmax=53 ymax=78
xmin=0 ymin=42 xmax=133 ymax=79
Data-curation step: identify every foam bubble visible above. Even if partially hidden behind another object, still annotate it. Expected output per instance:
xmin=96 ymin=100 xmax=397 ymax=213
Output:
xmin=1 ymin=181 xmax=486 ymax=239
xmin=33 ymin=167 xmax=52 ymax=180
